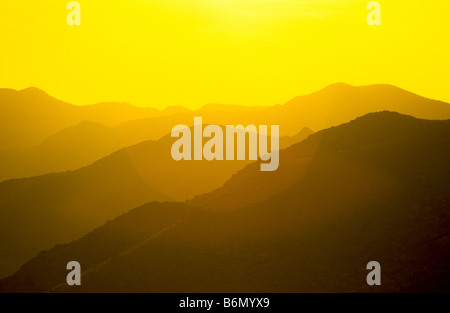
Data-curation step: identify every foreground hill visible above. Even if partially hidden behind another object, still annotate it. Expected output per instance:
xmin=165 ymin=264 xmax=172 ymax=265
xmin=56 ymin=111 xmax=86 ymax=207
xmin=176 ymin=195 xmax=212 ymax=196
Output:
xmin=2 ymin=112 xmax=449 ymax=292
xmin=0 ymin=127 xmax=307 ymax=279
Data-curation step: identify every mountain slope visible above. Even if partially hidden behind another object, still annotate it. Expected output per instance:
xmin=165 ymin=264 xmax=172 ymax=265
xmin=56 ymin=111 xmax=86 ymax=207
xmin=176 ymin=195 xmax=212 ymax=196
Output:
xmin=0 ymin=121 xmax=122 ymax=181
xmin=0 ymin=88 xmax=287 ymax=182
xmin=2 ymin=112 xmax=449 ymax=292
xmin=276 ymin=83 xmax=450 ymax=134
xmin=114 ymin=83 xmax=450 ymax=146
xmin=0 ymin=126 xmax=306 ymax=278
xmin=2 ymin=83 xmax=448 ymax=182
xmin=191 ymin=111 xmax=450 ymax=211
xmin=0 ymin=123 xmax=313 ymax=183
xmin=0 ymin=87 xmax=169 ymax=151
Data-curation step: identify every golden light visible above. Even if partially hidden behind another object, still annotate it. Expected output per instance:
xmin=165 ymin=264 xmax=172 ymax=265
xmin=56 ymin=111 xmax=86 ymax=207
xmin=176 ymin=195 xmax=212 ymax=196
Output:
xmin=0 ymin=1 xmax=449 ymax=109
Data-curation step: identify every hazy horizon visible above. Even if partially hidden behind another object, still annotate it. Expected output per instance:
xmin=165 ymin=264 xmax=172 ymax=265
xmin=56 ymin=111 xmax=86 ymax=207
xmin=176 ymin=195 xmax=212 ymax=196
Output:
xmin=2 ymin=1 xmax=450 ymax=109
xmin=2 ymin=82 xmax=448 ymax=110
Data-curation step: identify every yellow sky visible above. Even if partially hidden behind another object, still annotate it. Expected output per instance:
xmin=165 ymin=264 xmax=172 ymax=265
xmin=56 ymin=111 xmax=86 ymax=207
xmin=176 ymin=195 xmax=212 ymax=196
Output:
xmin=1 ymin=0 xmax=449 ymax=109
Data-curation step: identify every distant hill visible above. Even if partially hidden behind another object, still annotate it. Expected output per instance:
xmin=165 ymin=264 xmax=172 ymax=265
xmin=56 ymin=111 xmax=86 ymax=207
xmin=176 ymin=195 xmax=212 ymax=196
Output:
xmin=2 ymin=83 xmax=449 ymax=153
xmin=276 ymin=83 xmax=450 ymax=134
xmin=0 ymin=122 xmax=312 ymax=182
xmin=2 ymin=112 xmax=450 ymax=292
xmin=0 ymin=87 xmax=185 ymax=151
xmin=74 ymin=84 xmax=448 ymax=176
xmin=114 ymin=83 xmax=450 ymax=146
xmin=0 ymin=126 xmax=308 ymax=279
xmin=0 ymin=121 xmax=122 ymax=181
xmin=1 ymin=83 xmax=449 ymax=182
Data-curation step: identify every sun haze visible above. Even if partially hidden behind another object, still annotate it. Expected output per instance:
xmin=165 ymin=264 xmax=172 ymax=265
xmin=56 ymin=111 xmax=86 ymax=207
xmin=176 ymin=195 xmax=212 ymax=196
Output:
xmin=0 ymin=0 xmax=449 ymax=109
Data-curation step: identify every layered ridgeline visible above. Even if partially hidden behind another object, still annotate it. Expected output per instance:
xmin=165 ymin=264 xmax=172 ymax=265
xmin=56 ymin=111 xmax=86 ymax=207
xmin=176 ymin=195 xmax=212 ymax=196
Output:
xmin=2 ymin=84 xmax=450 ymax=183
xmin=0 ymin=87 xmax=190 ymax=151
xmin=0 ymin=127 xmax=309 ymax=279
xmin=0 ymin=121 xmax=311 ymax=183
xmin=1 ymin=112 xmax=449 ymax=292
xmin=116 ymin=83 xmax=450 ymax=144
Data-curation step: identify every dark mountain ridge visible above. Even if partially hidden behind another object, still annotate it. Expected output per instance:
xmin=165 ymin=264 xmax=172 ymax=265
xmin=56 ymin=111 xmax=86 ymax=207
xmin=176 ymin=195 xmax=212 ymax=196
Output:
xmin=0 ymin=125 xmax=308 ymax=279
xmin=2 ymin=112 xmax=449 ymax=292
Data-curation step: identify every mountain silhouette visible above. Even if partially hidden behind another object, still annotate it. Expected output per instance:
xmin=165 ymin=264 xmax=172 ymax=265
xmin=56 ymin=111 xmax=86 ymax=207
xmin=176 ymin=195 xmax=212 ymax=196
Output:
xmin=0 ymin=126 xmax=309 ymax=279
xmin=115 ymin=83 xmax=450 ymax=144
xmin=0 ymin=119 xmax=312 ymax=183
xmin=0 ymin=87 xmax=185 ymax=152
xmin=0 ymin=121 xmax=121 ymax=181
xmin=1 ymin=84 xmax=449 ymax=183
xmin=1 ymin=112 xmax=449 ymax=292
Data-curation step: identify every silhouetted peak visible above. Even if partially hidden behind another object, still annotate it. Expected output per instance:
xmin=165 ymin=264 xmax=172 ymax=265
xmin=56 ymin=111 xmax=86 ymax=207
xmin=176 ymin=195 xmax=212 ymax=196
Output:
xmin=327 ymin=82 xmax=353 ymax=89
xmin=353 ymin=111 xmax=417 ymax=123
xmin=324 ymin=83 xmax=408 ymax=93
xmin=323 ymin=111 xmax=422 ymax=138
xmin=19 ymin=87 xmax=48 ymax=97
xmin=305 ymin=83 xmax=417 ymax=99
xmin=314 ymin=82 xmax=354 ymax=93
xmin=298 ymin=126 xmax=314 ymax=134
xmin=293 ymin=127 xmax=314 ymax=140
